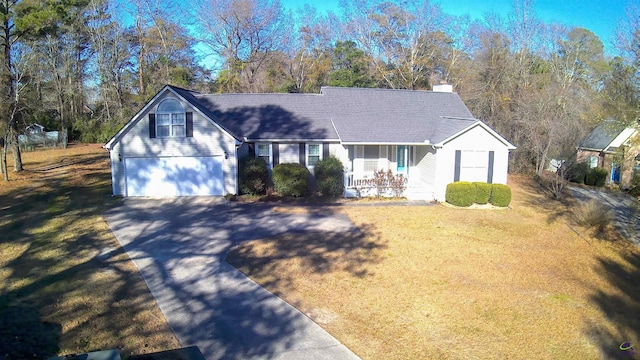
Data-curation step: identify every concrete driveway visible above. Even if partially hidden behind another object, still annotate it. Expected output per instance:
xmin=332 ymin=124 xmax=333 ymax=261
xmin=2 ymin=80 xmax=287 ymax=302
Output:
xmin=103 ymin=197 xmax=360 ymax=360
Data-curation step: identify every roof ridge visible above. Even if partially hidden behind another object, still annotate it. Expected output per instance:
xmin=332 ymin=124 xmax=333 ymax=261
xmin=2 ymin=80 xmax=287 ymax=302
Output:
xmin=320 ymin=86 xmax=456 ymax=94
xmin=194 ymin=92 xmax=324 ymax=97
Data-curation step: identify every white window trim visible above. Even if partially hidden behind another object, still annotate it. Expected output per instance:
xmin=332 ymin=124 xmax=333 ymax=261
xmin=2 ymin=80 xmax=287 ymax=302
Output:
xmin=156 ymin=99 xmax=186 ymax=138
xmin=256 ymin=143 xmax=273 ymax=168
xmin=306 ymin=143 xmax=322 ymax=168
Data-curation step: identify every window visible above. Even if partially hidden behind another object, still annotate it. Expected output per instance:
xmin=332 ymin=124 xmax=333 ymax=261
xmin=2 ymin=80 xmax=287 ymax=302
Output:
xmin=156 ymin=99 xmax=185 ymax=137
xmin=256 ymin=143 xmax=271 ymax=167
xmin=363 ymin=145 xmax=379 ymax=172
xmin=460 ymin=150 xmax=488 ymax=182
xmin=307 ymin=143 xmax=321 ymax=167
xmin=587 ymin=156 xmax=598 ymax=169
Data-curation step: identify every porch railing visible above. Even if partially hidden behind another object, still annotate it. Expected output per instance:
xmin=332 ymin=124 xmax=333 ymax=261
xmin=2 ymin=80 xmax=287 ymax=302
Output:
xmin=344 ymin=171 xmax=409 ymax=193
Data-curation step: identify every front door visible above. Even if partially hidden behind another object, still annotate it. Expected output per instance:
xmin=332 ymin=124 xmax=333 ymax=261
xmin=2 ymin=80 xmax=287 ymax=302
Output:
xmin=611 ymin=163 xmax=621 ymax=183
xmin=397 ymin=146 xmax=407 ymax=174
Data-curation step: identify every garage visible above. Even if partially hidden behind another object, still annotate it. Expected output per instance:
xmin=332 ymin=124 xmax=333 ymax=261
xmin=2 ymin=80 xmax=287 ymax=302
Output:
xmin=124 ymin=156 xmax=224 ymax=197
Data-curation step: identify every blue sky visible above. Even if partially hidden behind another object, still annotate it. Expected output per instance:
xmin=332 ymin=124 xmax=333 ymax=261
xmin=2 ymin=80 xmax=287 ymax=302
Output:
xmin=283 ymin=0 xmax=632 ymax=52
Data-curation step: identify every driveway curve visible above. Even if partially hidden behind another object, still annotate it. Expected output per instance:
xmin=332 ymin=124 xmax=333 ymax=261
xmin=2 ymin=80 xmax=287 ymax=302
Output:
xmin=569 ymin=185 xmax=640 ymax=246
xmin=103 ymin=197 xmax=360 ymax=360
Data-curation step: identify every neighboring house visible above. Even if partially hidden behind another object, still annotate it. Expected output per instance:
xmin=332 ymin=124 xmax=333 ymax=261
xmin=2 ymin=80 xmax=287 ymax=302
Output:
xmin=25 ymin=123 xmax=45 ymax=135
xmin=19 ymin=123 xmax=61 ymax=148
xmin=103 ymin=85 xmax=516 ymax=201
xmin=577 ymin=120 xmax=640 ymax=186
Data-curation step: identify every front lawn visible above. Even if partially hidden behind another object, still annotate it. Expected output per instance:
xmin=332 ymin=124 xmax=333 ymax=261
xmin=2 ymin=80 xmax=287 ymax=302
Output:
xmin=0 ymin=145 xmax=180 ymax=359
xmin=227 ymin=176 xmax=640 ymax=359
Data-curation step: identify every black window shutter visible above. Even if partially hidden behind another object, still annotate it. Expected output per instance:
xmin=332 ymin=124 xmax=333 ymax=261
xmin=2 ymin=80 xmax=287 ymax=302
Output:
xmin=272 ymin=142 xmax=279 ymax=166
xmin=454 ymin=150 xmax=461 ymax=182
xmin=186 ymin=112 xmax=193 ymax=137
xmin=487 ymin=151 xmax=495 ymax=183
xmin=299 ymin=143 xmax=306 ymax=165
xmin=323 ymin=143 xmax=330 ymax=159
xmin=148 ymin=113 xmax=156 ymax=138
xmin=248 ymin=143 xmax=255 ymax=157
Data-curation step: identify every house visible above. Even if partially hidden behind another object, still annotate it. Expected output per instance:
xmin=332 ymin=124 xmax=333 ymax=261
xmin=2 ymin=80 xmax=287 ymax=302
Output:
xmin=576 ymin=120 xmax=640 ymax=186
xmin=25 ymin=123 xmax=45 ymax=135
xmin=103 ymin=85 xmax=516 ymax=201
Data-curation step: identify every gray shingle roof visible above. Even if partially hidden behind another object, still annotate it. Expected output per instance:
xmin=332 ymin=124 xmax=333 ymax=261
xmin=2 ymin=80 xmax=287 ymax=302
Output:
xmin=321 ymin=87 xmax=475 ymax=143
xmin=169 ymin=85 xmax=484 ymax=144
xmin=578 ymin=120 xmax=626 ymax=151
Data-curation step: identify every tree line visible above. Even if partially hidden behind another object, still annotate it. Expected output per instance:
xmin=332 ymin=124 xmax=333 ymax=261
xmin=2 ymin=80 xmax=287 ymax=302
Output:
xmin=0 ymin=0 xmax=639 ymax=180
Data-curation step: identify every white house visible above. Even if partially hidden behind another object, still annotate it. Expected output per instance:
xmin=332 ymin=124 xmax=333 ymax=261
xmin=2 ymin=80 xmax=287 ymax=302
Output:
xmin=103 ymin=85 xmax=516 ymax=201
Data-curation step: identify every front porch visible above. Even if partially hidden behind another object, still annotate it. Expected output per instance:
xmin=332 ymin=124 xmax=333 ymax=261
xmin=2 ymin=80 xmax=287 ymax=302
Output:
xmin=344 ymin=172 xmax=434 ymax=200
xmin=341 ymin=145 xmax=436 ymax=201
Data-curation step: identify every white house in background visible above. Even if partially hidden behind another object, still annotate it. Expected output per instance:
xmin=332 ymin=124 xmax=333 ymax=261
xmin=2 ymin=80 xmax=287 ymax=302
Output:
xmin=103 ymin=85 xmax=516 ymax=201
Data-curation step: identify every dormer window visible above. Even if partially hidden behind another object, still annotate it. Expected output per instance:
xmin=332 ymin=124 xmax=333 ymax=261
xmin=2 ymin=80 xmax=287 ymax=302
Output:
xmin=156 ymin=99 xmax=185 ymax=137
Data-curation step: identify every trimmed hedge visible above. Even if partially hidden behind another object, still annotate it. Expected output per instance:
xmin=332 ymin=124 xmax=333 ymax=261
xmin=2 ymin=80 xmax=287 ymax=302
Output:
xmin=490 ymin=184 xmax=512 ymax=207
xmin=272 ymin=163 xmax=311 ymax=197
xmin=314 ymin=155 xmax=345 ymax=197
xmin=474 ymin=182 xmax=492 ymax=204
xmin=239 ymin=157 xmax=269 ymax=195
xmin=445 ymin=182 xmax=475 ymax=207
xmin=446 ymin=181 xmax=512 ymax=207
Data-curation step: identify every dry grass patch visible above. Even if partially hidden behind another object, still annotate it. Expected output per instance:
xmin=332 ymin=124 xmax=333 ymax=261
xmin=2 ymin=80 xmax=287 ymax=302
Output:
xmin=0 ymin=145 xmax=180 ymax=359
xmin=228 ymin=175 xmax=640 ymax=359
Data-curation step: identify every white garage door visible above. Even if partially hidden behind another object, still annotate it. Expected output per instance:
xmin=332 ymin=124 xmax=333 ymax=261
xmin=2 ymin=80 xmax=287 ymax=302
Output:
xmin=124 ymin=156 xmax=224 ymax=196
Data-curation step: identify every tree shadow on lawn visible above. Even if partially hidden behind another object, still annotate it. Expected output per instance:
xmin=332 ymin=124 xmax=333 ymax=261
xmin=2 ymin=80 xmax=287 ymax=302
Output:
xmin=587 ymin=250 xmax=640 ymax=359
xmin=227 ymin=224 xmax=385 ymax=292
xmin=515 ymin=175 xmax=577 ymax=225
xmin=517 ymin=176 xmax=635 ymax=244
xmin=104 ymin=197 xmax=385 ymax=359
xmin=0 ymin=153 xmax=179 ymax=358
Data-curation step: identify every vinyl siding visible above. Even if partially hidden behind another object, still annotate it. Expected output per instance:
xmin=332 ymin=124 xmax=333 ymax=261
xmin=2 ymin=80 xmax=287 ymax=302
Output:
xmin=415 ymin=146 xmax=436 ymax=186
xmin=110 ymin=94 xmax=237 ymax=196
xmin=433 ymin=125 xmax=511 ymax=201
xmin=279 ymin=143 xmax=300 ymax=164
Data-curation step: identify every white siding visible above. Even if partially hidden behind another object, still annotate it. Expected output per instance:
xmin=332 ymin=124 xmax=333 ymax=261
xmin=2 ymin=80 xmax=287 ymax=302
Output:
xmin=433 ymin=125 xmax=511 ymax=201
xmin=109 ymin=93 xmax=238 ymax=196
xmin=279 ymin=143 xmax=300 ymax=164
xmin=414 ymin=146 xmax=436 ymax=186
xmin=331 ymin=144 xmax=349 ymax=169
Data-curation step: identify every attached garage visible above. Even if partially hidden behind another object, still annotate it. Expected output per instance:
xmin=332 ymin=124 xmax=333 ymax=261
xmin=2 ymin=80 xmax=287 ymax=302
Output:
xmin=124 ymin=156 xmax=224 ymax=197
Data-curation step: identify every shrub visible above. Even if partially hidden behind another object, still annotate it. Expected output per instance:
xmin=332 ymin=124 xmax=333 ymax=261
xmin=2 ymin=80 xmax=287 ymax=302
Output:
xmin=474 ymin=182 xmax=492 ymax=204
xmin=567 ymin=162 xmax=589 ymax=184
xmin=239 ymin=157 xmax=269 ymax=195
xmin=592 ymin=168 xmax=608 ymax=187
xmin=371 ymin=169 xmax=391 ymax=198
xmin=573 ymin=199 xmax=611 ymax=232
xmin=389 ymin=173 xmax=407 ymax=198
xmin=314 ymin=155 xmax=345 ymax=197
xmin=584 ymin=168 xmax=596 ymax=186
xmin=490 ymin=184 xmax=512 ymax=207
xmin=272 ymin=163 xmax=311 ymax=197
xmin=445 ymin=182 xmax=475 ymax=207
